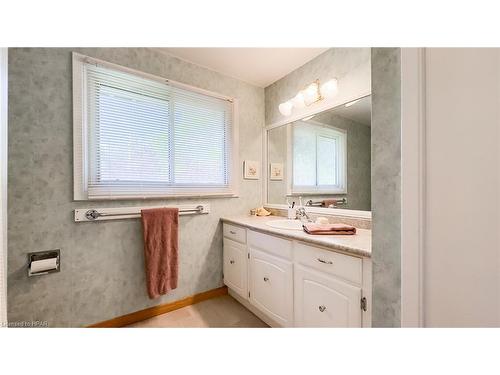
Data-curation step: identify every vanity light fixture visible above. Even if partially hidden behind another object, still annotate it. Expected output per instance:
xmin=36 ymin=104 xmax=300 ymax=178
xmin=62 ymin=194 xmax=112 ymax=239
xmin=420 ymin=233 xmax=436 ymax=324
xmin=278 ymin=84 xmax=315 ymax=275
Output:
xmin=278 ymin=78 xmax=338 ymax=116
xmin=303 ymin=81 xmax=320 ymax=105
xmin=320 ymin=78 xmax=339 ymax=99
xmin=278 ymin=101 xmax=293 ymax=116
xmin=291 ymin=92 xmax=306 ymax=109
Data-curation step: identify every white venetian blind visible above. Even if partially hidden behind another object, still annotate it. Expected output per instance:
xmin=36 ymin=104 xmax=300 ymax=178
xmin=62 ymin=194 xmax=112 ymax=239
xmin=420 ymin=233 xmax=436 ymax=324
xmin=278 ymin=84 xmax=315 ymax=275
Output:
xmin=84 ymin=62 xmax=233 ymax=199
xmin=171 ymin=87 xmax=230 ymax=186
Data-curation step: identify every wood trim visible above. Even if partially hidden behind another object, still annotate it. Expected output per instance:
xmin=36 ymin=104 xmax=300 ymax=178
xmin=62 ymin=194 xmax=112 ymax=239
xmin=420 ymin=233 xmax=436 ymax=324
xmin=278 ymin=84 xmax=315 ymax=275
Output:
xmin=88 ymin=286 xmax=228 ymax=328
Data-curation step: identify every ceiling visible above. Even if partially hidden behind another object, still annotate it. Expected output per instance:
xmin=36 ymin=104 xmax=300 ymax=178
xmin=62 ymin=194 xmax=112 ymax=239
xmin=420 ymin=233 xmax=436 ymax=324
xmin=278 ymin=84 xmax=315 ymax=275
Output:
xmin=156 ymin=48 xmax=329 ymax=88
xmin=331 ymin=96 xmax=371 ymax=126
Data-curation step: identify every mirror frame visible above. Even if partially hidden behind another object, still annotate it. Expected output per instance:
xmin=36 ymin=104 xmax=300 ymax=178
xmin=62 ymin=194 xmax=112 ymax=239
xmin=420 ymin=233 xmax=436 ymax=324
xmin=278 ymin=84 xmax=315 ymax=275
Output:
xmin=263 ymin=92 xmax=372 ymax=219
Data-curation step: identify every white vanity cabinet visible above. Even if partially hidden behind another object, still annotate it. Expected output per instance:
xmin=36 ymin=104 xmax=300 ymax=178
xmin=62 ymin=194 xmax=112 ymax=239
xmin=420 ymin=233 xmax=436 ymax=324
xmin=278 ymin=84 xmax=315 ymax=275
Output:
xmin=247 ymin=228 xmax=294 ymax=326
xmin=222 ymin=223 xmax=248 ymax=299
xmin=294 ymin=264 xmax=361 ymax=327
xmin=222 ymin=222 xmax=371 ymax=328
xmin=294 ymin=242 xmax=364 ymax=327
xmin=249 ymin=248 xmax=293 ymax=326
xmin=223 ymin=238 xmax=248 ymax=299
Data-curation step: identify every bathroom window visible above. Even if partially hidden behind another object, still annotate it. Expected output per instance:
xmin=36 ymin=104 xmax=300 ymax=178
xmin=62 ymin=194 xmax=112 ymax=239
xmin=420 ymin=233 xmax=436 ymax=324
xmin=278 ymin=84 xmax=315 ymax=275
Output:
xmin=73 ymin=53 xmax=238 ymax=200
xmin=290 ymin=121 xmax=346 ymax=194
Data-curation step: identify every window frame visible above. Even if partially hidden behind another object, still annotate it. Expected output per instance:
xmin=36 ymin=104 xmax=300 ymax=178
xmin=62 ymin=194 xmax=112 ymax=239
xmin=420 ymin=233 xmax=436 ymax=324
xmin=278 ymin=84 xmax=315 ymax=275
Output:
xmin=72 ymin=52 xmax=239 ymax=201
xmin=287 ymin=120 xmax=347 ymax=195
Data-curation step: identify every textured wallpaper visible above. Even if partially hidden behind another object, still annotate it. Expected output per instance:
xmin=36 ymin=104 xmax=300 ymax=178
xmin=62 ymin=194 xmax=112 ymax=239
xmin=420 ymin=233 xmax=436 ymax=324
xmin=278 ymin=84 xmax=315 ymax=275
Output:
xmin=265 ymin=48 xmax=371 ymax=125
xmin=371 ymin=48 xmax=401 ymax=327
xmin=7 ymin=48 xmax=264 ymax=327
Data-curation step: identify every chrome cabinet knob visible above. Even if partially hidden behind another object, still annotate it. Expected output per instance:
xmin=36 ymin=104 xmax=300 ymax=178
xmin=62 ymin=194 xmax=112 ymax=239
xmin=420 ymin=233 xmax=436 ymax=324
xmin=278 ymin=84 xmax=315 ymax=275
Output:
xmin=229 ymin=230 xmax=236 ymax=234
xmin=317 ymin=258 xmax=333 ymax=265
xmin=319 ymin=305 xmax=327 ymax=312
xmin=229 ymin=260 xmax=235 ymax=264
xmin=263 ymin=277 xmax=269 ymax=282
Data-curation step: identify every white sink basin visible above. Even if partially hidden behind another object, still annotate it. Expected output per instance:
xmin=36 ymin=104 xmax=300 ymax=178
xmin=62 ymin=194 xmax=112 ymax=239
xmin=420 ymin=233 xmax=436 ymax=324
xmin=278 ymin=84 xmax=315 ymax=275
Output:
xmin=266 ymin=219 xmax=303 ymax=231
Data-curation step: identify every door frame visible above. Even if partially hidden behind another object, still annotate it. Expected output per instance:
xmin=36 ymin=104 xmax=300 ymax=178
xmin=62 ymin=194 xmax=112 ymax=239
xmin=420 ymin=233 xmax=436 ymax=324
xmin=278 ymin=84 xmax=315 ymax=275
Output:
xmin=0 ymin=47 xmax=8 ymax=325
xmin=401 ymin=48 xmax=426 ymax=327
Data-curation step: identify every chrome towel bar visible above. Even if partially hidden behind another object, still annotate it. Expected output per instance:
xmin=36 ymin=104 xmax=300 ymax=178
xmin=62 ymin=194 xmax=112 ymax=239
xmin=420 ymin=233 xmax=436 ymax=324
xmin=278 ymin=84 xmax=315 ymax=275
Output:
xmin=74 ymin=204 xmax=210 ymax=222
xmin=305 ymin=198 xmax=347 ymax=207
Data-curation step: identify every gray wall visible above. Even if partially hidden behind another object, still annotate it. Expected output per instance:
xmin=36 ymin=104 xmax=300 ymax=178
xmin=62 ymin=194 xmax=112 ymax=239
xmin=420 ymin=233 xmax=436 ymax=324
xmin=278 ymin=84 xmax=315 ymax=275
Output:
xmin=267 ymin=125 xmax=288 ymax=204
xmin=265 ymin=48 xmax=371 ymax=125
xmin=267 ymin=113 xmax=371 ymax=211
xmin=7 ymin=48 xmax=264 ymax=327
xmin=371 ymin=48 xmax=401 ymax=327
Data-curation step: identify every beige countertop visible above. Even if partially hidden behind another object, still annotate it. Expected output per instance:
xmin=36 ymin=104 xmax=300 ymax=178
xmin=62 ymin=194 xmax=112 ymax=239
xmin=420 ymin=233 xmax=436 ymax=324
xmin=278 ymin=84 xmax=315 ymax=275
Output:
xmin=221 ymin=215 xmax=371 ymax=258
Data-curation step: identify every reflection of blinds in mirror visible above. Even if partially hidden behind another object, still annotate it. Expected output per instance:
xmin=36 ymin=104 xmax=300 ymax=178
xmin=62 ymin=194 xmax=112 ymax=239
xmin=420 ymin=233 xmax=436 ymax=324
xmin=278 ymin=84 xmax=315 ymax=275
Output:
xmin=292 ymin=121 xmax=345 ymax=192
xmin=317 ymin=135 xmax=337 ymax=186
xmin=293 ymin=124 xmax=316 ymax=186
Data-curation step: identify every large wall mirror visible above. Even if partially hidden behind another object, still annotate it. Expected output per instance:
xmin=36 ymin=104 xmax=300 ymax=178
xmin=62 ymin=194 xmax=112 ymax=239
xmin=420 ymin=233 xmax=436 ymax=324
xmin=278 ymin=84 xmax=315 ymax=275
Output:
xmin=265 ymin=95 xmax=371 ymax=212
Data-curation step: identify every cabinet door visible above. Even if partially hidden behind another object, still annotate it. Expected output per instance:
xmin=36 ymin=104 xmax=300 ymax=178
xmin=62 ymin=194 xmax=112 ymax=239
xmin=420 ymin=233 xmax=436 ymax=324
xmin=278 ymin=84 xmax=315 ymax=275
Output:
xmin=249 ymin=248 xmax=293 ymax=327
xmin=223 ymin=238 xmax=247 ymax=299
xmin=295 ymin=264 xmax=361 ymax=327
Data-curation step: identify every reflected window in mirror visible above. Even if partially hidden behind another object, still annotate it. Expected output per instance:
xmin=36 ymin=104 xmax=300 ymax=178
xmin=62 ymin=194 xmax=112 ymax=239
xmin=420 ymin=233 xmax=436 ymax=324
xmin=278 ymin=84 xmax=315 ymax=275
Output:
xmin=292 ymin=121 xmax=346 ymax=194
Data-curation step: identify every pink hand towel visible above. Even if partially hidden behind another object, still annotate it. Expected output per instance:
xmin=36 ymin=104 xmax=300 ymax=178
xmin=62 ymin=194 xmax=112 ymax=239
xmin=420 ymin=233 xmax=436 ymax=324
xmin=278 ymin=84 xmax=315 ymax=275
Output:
xmin=322 ymin=199 xmax=343 ymax=207
xmin=141 ymin=208 xmax=179 ymax=299
xmin=303 ymin=223 xmax=356 ymax=235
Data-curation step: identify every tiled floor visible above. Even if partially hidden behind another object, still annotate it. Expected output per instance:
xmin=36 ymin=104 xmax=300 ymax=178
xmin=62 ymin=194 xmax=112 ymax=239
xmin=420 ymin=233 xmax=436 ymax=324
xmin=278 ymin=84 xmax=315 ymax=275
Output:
xmin=127 ymin=295 xmax=269 ymax=328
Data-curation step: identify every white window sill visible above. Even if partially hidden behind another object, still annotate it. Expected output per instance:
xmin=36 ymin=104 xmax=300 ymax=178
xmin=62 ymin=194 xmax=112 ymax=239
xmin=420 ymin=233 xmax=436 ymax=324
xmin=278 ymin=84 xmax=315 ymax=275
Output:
xmin=287 ymin=190 xmax=347 ymax=196
xmin=74 ymin=192 xmax=240 ymax=201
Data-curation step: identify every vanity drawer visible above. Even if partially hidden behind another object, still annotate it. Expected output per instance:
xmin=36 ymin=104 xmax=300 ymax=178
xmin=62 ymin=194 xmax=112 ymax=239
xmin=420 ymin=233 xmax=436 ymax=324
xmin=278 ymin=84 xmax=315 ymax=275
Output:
xmin=294 ymin=242 xmax=362 ymax=285
xmin=223 ymin=224 xmax=246 ymax=244
xmin=248 ymin=230 xmax=293 ymax=260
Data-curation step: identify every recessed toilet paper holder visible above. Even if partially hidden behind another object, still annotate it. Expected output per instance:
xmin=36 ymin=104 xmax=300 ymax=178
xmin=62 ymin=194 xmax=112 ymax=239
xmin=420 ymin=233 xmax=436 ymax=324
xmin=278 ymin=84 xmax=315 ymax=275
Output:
xmin=28 ymin=249 xmax=60 ymax=277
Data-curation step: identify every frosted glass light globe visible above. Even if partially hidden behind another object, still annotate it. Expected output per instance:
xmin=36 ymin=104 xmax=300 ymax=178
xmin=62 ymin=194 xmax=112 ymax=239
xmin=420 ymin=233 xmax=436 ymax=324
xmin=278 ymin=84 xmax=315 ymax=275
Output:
xmin=278 ymin=101 xmax=293 ymax=116
xmin=291 ymin=92 xmax=306 ymax=109
xmin=303 ymin=82 xmax=320 ymax=105
xmin=320 ymin=78 xmax=338 ymax=99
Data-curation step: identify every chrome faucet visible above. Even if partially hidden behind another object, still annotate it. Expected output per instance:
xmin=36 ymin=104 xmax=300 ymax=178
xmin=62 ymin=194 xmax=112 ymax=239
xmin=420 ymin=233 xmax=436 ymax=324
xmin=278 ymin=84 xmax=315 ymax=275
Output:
xmin=296 ymin=207 xmax=312 ymax=223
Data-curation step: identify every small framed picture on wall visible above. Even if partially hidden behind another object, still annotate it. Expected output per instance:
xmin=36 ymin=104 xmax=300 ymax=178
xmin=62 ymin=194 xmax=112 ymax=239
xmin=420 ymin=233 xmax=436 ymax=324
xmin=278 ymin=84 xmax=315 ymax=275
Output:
xmin=270 ymin=163 xmax=284 ymax=180
xmin=243 ymin=160 xmax=259 ymax=180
